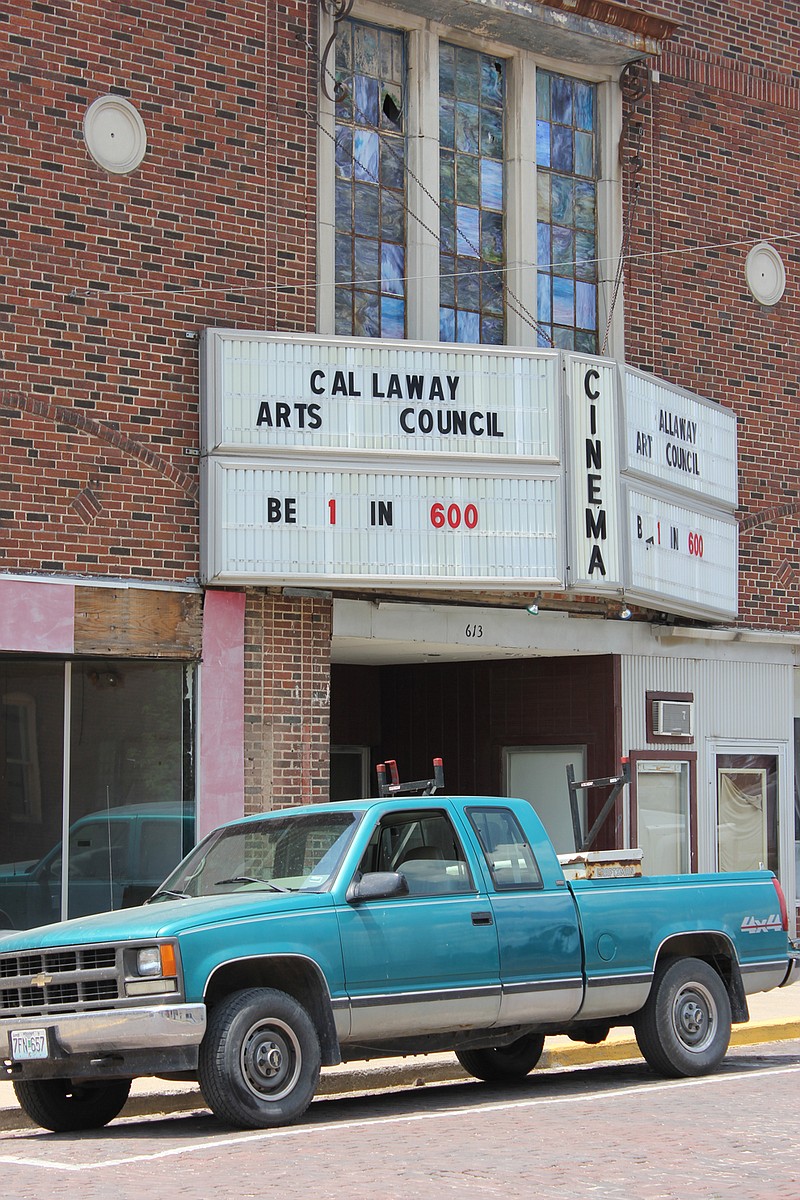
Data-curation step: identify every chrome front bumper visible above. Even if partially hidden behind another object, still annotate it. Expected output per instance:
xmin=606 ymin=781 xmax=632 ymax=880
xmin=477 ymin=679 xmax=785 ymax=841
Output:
xmin=1 ymin=1003 xmax=207 ymax=1059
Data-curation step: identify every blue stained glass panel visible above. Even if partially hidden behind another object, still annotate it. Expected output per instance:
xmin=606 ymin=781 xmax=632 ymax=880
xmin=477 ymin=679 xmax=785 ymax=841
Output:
xmin=537 ymin=221 xmax=551 ymax=267
xmin=551 ymin=175 xmax=574 ymax=225
xmin=335 ymin=127 xmax=353 ymax=178
xmin=553 ymin=326 xmax=575 ymax=349
xmin=481 ymin=315 xmax=504 ymax=344
xmin=537 ymin=327 xmax=552 ymax=347
xmin=456 ymin=154 xmax=480 ymax=205
xmin=457 ymin=310 xmax=480 ymax=342
xmin=575 ymin=81 xmax=594 ymax=131
xmin=456 ymin=204 xmax=480 ymax=256
xmin=551 ymin=75 xmax=572 ymax=124
xmin=536 ymin=120 xmax=551 ymax=167
xmin=354 ymin=291 xmax=380 ymax=337
xmin=380 ymin=191 xmax=404 ymax=241
xmin=480 ymin=108 xmax=503 ymax=158
xmin=552 ymin=275 xmax=574 ymax=325
xmin=440 ymin=97 xmax=455 ymax=148
xmin=551 ymin=124 xmax=573 ymax=173
xmin=575 ymin=330 xmax=597 ymax=353
xmin=457 ymin=256 xmax=480 ymax=308
xmin=440 ymin=153 xmax=455 ymax=201
xmin=440 ymin=307 xmax=456 ymax=340
xmin=574 ymin=181 xmax=596 ymax=231
xmin=353 ymin=23 xmax=378 ymax=72
xmin=552 ymin=225 xmax=574 ymax=275
xmin=354 ymin=182 xmax=380 ymax=234
xmin=439 ymin=43 xmax=455 ymax=94
xmin=480 ymin=210 xmax=503 ymax=262
xmin=537 ymin=273 xmax=551 ymax=322
xmin=576 ymin=281 xmax=597 ymax=330
xmin=456 ymin=48 xmax=480 ymax=102
xmin=381 ymin=141 xmax=404 ymax=189
xmin=575 ymin=230 xmax=597 ymax=281
xmin=440 ymin=254 xmax=455 ymax=306
xmin=440 ymin=203 xmax=456 ymax=254
xmin=455 ymin=103 xmax=480 ymax=153
xmin=381 ymin=242 xmax=404 ymax=294
xmin=354 ymin=129 xmax=379 ymax=182
xmin=481 ymin=58 xmax=503 ymax=106
xmin=354 ymin=237 xmax=379 ymax=283
xmin=536 ymin=70 xmax=550 ymax=120
xmin=481 ymin=159 xmax=503 ymax=209
xmin=381 ymin=294 xmax=405 ymax=338
xmin=483 ymin=269 xmax=504 ymax=314
xmin=335 ymin=179 xmax=351 ymax=230
xmin=335 ymin=233 xmax=351 ymax=281
xmin=354 ymin=75 xmax=379 ymax=126
xmin=575 ymin=131 xmax=594 ymax=178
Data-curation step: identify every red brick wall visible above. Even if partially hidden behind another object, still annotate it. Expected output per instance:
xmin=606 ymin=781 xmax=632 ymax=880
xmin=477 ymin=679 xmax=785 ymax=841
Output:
xmin=0 ymin=0 xmax=317 ymax=579
xmin=244 ymin=589 xmax=332 ymax=812
xmin=621 ymin=5 xmax=800 ymax=630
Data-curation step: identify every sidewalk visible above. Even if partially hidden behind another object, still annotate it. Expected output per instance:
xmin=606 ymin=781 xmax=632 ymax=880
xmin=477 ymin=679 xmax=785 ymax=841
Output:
xmin=1 ymin=985 xmax=798 ymax=1132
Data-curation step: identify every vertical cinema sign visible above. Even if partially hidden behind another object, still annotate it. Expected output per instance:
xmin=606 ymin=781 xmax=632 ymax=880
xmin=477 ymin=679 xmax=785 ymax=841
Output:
xmin=566 ymin=356 xmax=622 ymax=589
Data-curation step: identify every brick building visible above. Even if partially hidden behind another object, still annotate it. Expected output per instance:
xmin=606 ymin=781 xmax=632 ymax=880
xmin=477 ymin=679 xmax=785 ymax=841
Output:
xmin=1 ymin=0 xmax=799 ymax=931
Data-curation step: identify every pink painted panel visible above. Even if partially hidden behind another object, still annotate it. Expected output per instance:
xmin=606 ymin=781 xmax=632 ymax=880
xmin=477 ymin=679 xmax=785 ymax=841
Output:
xmin=0 ymin=580 xmax=75 ymax=653
xmin=198 ymin=590 xmax=245 ymax=838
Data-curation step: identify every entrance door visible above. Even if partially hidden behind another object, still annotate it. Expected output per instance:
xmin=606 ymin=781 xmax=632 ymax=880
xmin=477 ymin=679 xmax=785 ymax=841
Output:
xmin=504 ymin=746 xmax=586 ymax=856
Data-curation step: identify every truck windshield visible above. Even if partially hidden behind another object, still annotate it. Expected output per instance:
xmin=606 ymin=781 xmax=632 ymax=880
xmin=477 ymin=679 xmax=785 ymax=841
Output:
xmin=148 ymin=811 xmax=359 ymax=901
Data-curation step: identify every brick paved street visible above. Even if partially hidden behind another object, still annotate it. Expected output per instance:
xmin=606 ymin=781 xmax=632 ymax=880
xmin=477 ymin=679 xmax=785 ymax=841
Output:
xmin=1 ymin=1041 xmax=798 ymax=1200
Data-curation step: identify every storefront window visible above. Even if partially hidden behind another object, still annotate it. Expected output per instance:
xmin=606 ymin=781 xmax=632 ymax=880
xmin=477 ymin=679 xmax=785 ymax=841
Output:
xmin=716 ymin=753 xmax=778 ymax=874
xmin=0 ymin=659 xmax=194 ymax=931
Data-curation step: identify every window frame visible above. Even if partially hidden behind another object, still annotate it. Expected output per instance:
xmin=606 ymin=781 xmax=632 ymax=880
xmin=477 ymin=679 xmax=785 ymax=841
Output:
xmin=467 ymin=805 xmax=544 ymax=891
xmin=318 ymin=0 xmax=623 ymax=354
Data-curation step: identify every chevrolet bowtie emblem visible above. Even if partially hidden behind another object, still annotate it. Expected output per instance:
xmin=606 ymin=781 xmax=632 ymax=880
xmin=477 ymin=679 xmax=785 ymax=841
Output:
xmin=30 ymin=973 xmax=53 ymax=988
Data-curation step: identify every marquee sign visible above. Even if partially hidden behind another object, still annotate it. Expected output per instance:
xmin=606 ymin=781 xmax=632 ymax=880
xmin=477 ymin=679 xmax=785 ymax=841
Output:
xmin=201 ymin=457 xmax=562 ymax=588
xmin=200 ymin=331 xmax=739 ymax=618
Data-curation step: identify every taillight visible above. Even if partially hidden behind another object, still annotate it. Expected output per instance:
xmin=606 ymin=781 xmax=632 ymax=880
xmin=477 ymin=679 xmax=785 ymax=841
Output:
xmin=772 ymin=876 xmax=789 ymax=933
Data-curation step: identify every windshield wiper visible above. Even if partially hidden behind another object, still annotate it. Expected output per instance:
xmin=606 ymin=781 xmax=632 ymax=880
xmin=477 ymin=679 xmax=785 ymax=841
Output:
xmin=214 ymin=875 xmax=291 ymax=892
xmin=147 ymin=888 xmax=190 ymax=903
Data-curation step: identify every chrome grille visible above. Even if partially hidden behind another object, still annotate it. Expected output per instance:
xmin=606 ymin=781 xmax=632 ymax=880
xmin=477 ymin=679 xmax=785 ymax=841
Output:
xmin=0 ymin=944 xmax=122 ymax=1017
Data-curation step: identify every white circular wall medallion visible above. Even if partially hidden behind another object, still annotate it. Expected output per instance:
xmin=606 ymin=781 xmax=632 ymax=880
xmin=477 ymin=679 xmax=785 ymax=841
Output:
xmin=83 ymin=95 xmax=147 ymax=174
xmin=745 ymin=242 xmax=786 ymax=306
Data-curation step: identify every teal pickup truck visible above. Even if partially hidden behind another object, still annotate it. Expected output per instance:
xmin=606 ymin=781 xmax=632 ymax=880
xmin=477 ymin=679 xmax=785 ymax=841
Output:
xmin=1 ymin=793 xmax=797 ymax=1133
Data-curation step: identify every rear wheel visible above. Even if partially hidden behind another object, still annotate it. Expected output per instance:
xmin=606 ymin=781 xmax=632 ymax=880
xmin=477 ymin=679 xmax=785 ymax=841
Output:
xmin=456 ymin=1032 xmax=545 ymax=1082
xmin=199 ymin=987 xmax=321 ymax=1129
xmin=634 ymin=957 xmax=731 ymax=1078
xmin=13 ymin=1077 xmax=131 ymax=1132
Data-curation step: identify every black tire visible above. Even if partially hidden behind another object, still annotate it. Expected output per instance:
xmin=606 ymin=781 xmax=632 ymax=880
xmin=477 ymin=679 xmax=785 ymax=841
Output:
xmin=13 ymin=1077 xmax=131 ymax=1132
xmin=198 ymin=987 xmax=321 ymax=1129
xmin=634 ymin=957 xmax=731 ymax=1078
xmin=456 ymin=1032 xmax=545 ymax=1082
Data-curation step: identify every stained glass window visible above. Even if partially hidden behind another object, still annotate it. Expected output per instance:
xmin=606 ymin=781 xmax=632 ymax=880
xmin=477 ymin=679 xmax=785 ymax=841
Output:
xmin=335 ymin=20 xmax=406 ymax=339
xmin=535 ymin=70 xmax=598 ymax=352
xmin=439 ymin=44 xmax=505 ymax=345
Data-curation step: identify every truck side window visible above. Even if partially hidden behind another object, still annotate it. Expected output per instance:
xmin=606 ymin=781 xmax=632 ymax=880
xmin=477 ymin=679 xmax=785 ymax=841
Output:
xmin=468 ymin=808 xmax=543 ymax=890
xmin=358 ymin=810 xmax=475 ymax=896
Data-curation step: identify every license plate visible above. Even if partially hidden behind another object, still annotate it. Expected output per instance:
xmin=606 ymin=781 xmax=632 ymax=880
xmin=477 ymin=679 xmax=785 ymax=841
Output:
xmin=10 ymin=1028 xmax=49 ymax=1061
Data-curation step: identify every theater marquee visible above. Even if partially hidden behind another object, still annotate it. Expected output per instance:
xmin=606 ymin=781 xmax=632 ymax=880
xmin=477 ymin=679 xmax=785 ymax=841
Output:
xmin=200 ymin=331 xmax=738 ymax=619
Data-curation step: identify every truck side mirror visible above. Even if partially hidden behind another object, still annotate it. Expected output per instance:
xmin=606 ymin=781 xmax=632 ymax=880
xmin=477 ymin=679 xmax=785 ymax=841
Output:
xmin=346 ymin=871 xmax=410 ymax=904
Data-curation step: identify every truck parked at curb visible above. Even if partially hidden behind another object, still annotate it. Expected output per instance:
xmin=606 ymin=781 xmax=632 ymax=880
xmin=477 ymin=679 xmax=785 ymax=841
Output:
xmin=1 ymin=791 xmax=797 ymax=1132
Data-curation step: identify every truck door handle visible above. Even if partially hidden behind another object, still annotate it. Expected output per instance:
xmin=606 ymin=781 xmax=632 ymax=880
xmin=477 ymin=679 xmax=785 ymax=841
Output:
xmin=471 ymin=911 xmax=493 ymax=926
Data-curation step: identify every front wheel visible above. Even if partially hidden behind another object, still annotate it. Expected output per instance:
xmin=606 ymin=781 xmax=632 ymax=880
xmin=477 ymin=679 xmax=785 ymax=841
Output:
xmin=634 ymin=957 xmax=731 ymax=1078
xmin=456 ymin=1032 xmax=545 ymax=1082
xmin=198 ymin=987 xmax=321 ymax=1129
xmin=13 ymin=1077 xmax=131 ymax=1132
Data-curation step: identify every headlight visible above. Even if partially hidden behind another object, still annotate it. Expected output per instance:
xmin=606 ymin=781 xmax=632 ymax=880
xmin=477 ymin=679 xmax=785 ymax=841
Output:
xmin=136 ymin=946 xmax=163 ymax=977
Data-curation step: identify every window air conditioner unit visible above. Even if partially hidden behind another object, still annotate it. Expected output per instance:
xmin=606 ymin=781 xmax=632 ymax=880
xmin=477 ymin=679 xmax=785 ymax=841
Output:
xmin=652 ymin=699 xmax=693 ymax=737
